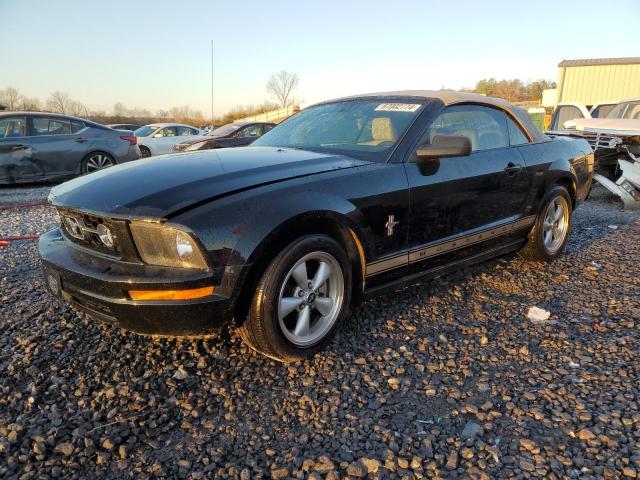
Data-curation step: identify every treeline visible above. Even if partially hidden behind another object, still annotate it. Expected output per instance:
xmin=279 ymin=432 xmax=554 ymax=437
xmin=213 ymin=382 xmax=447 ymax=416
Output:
xmin=0 ymin=87 xmax=280 ymax=127
xmin=467 ymin=79 xmax=556 ymax=103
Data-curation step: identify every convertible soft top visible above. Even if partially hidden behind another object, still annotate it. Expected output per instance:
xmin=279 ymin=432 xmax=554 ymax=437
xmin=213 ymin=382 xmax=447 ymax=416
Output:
xmin=332 ymin=90 xmax=548 ymax=143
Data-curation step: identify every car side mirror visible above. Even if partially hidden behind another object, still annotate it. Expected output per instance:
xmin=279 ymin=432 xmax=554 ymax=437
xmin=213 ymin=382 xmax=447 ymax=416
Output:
xmin=416 ymin=135 xmax=472 ymax=160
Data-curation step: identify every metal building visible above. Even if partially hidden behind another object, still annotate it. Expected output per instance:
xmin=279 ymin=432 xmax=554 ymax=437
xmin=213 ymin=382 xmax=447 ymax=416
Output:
xmin=555 ymin=57 xmax=640 ymax=107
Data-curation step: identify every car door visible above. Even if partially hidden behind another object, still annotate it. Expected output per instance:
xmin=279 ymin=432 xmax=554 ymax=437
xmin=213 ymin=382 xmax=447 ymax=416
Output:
xmin=28 ymin=116 xmax=87 ymax=177
xmin=404 ymin=104 xmax=533 ymax=272
xmin=0 ymin=115 xmax=33 ymax=183
xmin=152 ymin=126 xmax=179 ymax=154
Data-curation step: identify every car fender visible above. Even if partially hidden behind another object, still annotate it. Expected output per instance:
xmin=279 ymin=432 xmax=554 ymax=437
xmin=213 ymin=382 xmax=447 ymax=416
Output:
xmin=174 ymin=187 xmax=367 ymax=300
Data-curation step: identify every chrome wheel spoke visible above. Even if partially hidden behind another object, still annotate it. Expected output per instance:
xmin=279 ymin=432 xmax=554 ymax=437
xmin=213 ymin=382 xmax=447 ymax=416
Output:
xmin=291 ymin=262 xmax=309 ymax=289
xmin=311 ymin=261 xmax=332 ymax=290
xmin=293 ymin=306 xmax=311 ymax=337
xmin=553 ymin=203 xmax=564 ymax=221
xmin=544 ymin=229 xmax=553 ymax=245
xmin=280 ymin=297 xmax=304 ymax=317
xmin=314 ymin=296 xmax=334 ymax=316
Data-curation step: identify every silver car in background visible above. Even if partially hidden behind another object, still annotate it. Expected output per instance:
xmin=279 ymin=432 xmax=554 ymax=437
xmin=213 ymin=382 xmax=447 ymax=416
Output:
xmin=0 ymin=112 xmax=141 ymax=185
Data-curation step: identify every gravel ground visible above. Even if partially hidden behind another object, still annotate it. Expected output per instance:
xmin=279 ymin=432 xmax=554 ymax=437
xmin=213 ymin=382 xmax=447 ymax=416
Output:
xmin=1 ymin=185 xmax=639 ymax=479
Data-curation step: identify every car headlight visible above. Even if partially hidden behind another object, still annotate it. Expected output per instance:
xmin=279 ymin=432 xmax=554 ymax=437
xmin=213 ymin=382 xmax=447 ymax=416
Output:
xmin=129 ymin=222 xmax=208 ymax=269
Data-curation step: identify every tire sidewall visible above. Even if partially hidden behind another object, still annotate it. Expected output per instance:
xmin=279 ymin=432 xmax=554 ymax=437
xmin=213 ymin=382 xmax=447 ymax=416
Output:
xmin=258 ymin=235 xmax=352 ymax=359
xmin=532 ymin=186 xmax=573 ymax=260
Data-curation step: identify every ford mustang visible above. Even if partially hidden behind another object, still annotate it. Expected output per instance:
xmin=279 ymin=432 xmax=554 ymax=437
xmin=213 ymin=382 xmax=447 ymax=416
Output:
xmin=39 ymin=91 xmax=594 ymax=362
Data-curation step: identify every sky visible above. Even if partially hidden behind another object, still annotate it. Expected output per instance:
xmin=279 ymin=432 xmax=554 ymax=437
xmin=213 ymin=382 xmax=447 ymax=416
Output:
xmin=1 ymin=0 xmax=639 ymax=118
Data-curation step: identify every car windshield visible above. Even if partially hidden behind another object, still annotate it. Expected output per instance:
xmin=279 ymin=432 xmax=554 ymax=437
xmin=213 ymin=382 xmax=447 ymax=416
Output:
xmin=208 ymin=124 xmax=241 ymax=137
xmin=605 ymin=101 xmax=640 ymax=120
xmin=134 ymin=125 xmax=159 ymax=137
xmin=252 ymin=99 xmax=425 ymax=161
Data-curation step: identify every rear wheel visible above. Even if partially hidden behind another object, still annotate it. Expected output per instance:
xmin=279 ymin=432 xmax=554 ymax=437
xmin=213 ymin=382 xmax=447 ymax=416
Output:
xmin=519 ymin=186 xmax=572 ymax=261
xmin=81 ymin=152 xmax=115 ymax=174
xmin=238 ymin=235 xmax=352 ymax=362
xmin=139 ymin=146 xmax=151 ymax=158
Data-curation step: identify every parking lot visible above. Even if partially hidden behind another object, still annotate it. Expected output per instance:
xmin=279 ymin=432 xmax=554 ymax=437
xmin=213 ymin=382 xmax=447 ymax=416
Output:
xmin=0 ymin=185 xmax=637 ymax=478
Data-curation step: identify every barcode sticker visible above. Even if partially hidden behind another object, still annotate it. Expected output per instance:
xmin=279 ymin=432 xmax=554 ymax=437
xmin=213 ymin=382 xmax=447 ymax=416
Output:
xmin=374 ymin=103 xmax=422 ymax=112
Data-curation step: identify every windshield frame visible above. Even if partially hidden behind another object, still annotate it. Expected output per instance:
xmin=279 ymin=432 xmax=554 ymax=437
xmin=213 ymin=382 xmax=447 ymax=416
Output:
xmin=251 ymin=97 xmax=428 ymax=163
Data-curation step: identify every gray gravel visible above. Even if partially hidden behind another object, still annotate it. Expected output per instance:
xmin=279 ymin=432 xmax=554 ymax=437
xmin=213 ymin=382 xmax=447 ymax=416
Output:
xmin=1 ymin=185 xmax=639 ymax=479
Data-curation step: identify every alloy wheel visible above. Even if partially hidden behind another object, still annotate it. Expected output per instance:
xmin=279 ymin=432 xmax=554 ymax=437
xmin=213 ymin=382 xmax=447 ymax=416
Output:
xmin=542 ymin=196 xmax=570 ymax=253
xmin=85 ymin=154 xmax=114 ymax=172
xmin=277 ymin=251 xmax=344 ymax=347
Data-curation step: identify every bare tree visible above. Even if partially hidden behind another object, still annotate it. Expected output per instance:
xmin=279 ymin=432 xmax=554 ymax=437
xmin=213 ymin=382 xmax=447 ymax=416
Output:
xmin=19 ymin=96 xmax=42 ymax=111
xmin=0 ymin=87 xmax=21 ymax=110
xmin=69 ymin=100 xmax=88 ymax=117
xmin=47 ymin=91 xmax=72 ymax=113
xmin=266 ymin=71 xmax=299 ymax=108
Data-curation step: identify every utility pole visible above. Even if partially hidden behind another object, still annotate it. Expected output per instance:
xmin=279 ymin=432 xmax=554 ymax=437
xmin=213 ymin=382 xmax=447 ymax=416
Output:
xmin=210 ymin=40 xmax=214 ymax=123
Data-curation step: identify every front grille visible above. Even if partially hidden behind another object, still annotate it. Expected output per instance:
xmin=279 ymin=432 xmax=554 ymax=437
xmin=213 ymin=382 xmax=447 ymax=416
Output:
xmin=57 ymin=208 xmax=121 ymax=256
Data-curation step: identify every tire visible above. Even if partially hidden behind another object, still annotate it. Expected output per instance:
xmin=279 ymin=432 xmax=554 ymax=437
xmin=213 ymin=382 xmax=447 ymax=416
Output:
xmin=81 ymin=152 xmax=115 ymax=174
xmin=139 ymin=146 xmax=151 ymax=158
xmin=238 ymin=235 xmax=352 ymax=362
xmin=519 ymin=186 xmax=573 ymax=262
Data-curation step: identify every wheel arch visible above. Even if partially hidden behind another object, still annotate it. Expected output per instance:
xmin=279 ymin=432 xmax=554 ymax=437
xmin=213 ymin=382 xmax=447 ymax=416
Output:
xmin=231 ymin=210 xmax=366 ymax=327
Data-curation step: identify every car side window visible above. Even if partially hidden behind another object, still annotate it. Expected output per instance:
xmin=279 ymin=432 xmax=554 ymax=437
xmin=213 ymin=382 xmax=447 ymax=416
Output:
xmin=0 ymin=116 xmax=27 ymax=139
xmin=32 ymin=117 xmax=72 ymax=136
xmin=550 ymin=106 xmax=584 ymax=130
xmin=506 ymin=116 xmax=529 ymax=145
xmin=421 ymin=104 xmax=509 ymax=152
xmin=237 ymin=125 xmax=261 ymax=138
xmin=71 ymin=120 xmax=85 ymax=133
xmin=177 ymin=126 xmax=195 ymax=136
xmin=161 ymin=127 xmax=177 ymax=137
xmin=263 ymin=124 xmax=274 ymax=133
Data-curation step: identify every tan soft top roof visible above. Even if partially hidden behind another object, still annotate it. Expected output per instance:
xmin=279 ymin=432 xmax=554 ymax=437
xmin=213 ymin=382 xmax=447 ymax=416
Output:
xmin=328 ymin=90 xmax=547 ymax=142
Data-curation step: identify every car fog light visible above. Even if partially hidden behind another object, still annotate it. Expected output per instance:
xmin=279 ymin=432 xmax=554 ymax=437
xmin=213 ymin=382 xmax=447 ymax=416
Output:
xmin=97 ymin=224 xmax=114 ymax=248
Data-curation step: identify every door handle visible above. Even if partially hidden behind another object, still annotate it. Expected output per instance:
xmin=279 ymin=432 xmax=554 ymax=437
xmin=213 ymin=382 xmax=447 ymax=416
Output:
xmin=11 ymin=144 xmax=28 ymax=151
xmin=504 ymin=162 xmax=523 ymax=176
xmin=75 ymin=137 xmax=88 ymax=143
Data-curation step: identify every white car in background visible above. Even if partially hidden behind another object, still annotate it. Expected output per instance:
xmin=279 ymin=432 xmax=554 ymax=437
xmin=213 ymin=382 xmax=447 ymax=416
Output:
xmin=134 ymin=123 xmax=201 ymax=157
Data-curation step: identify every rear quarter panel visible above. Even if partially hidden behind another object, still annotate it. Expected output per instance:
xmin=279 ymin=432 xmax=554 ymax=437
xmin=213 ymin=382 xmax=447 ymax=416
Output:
xmin=518 ymin=137 xmax=593 ymax=213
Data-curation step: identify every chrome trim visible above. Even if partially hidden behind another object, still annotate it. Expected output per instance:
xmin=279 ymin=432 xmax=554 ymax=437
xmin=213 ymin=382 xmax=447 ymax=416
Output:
xmin=365 ymin=215 xmax=536 ymax=277
xmin=366 ymin=253 xmax=409 ymax=276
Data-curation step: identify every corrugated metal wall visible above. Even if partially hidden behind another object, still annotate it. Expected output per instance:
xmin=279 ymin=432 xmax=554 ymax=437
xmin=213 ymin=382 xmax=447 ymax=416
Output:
xmin=557 ymin=64 xmax=640 ymax=105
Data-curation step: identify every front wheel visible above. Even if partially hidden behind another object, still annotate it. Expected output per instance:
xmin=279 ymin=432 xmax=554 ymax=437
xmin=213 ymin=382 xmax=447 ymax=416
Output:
xmin=81 ymin=152 xmax=115 ymax=174
xmin=519 ymin=186 xmax=573 ymax=261
xmin=238 ymin=235 xmax=352 ymax=362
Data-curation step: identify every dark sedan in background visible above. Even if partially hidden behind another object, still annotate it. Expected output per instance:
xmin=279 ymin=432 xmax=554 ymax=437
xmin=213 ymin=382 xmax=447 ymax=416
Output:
xmin=173 ymin=121 xmax=274 ymax=152
xmin=0 ymin=112 xmax=141 ymax=184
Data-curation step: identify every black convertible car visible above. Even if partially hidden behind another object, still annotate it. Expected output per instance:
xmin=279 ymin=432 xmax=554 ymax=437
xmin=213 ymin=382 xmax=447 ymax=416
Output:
xmin=40 ymin=91 xmax=593 ymax=362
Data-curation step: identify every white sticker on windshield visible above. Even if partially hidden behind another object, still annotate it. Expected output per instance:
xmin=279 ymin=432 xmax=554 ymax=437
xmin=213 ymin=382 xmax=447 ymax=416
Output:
xmin=375 ymin=103 xmax=421 ymax=113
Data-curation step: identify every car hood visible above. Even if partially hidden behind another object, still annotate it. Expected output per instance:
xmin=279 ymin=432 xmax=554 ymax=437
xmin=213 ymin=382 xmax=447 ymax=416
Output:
xmin=49 ymin=147 xmax=370 ymax=219
xmin=571 ymin=118 xmax=640 ymax=136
